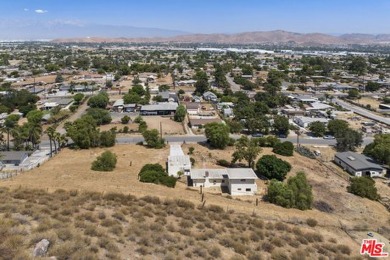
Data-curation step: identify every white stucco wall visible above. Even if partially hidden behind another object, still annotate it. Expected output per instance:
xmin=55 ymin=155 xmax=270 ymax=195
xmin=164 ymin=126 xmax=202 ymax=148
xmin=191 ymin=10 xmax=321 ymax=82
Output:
xmin=228 ymin=179 xmax=257 ymax=196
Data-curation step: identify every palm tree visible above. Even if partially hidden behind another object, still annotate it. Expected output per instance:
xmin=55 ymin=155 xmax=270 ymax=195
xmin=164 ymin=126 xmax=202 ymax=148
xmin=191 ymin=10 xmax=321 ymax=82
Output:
xmin=53 ymin=132 xmax=61 ymax=153
xmin=46 ymin=126 xmax=55 ymax=157
xmin=27 ymin=123 xmax=42 ymax=150
xmin=3 ymin=115 xmax=20 ymax=151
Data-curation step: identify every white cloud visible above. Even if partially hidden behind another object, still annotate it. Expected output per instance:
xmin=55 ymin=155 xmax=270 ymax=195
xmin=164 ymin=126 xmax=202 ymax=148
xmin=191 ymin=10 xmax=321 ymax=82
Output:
xmin=24 ymin=8 xmax=29 ymax=12
xmin=35 ymin=9 xmax=48 ymax=14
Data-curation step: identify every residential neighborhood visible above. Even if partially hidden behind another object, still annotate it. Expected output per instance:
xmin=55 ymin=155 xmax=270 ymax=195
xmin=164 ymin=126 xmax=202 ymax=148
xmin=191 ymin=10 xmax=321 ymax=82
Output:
xmin=1 ymin=10 xmax=390 ymax=258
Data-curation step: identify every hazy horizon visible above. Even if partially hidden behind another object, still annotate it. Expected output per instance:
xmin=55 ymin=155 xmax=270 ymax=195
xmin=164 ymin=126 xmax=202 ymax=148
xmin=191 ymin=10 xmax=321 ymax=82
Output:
xmin=0 ymin=0 xmax=390 ymax=39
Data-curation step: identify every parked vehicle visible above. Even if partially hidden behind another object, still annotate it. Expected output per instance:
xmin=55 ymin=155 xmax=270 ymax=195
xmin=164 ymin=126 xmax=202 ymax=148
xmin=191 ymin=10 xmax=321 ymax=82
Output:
xmin=323 ymin=135 xmax=335 ymax=139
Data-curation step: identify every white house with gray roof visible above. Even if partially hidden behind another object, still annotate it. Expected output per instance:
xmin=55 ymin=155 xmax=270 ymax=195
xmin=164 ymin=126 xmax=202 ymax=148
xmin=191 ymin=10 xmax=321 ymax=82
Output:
xmin=334 ymin=151 xmax=385 ymax=177
xmin=167 ymin=145 xmax=191 ymax=177
xmin=190 ymin=168 xmax=258 ymax=195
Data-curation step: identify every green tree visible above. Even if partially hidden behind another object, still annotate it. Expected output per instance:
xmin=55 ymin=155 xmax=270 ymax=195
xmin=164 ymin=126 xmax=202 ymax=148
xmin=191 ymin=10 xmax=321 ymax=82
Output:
xmin=86 ymin=108 xmax=112 ymax=125
xmin=348 ymin=89 xmax=360 ymax=99
xmin=273 ymin=115 xmax=290 ymax=135
xmin=73 ymin=93 xmax=84 ymax=105
xmin=348 ymin=176 xmax=379 ymax=200
xmin=363 ymin=134 xmax=390 ymax=165
xmin=121 ymin=115 xmax=130 ymax=124
xmin=336 ymin=128 xmax=363 ymax=152
xmin=204 ymin=122 xmax=230 ymax=149
xmin=256 ymin=155 xmax=291 ymax=181
xmin=87 ymin=93 xmax=109 ymax=108
xmin=139 ymin=163 xmax=177 ymax=188
xmin=267 ymin=180 xmax=294 ymax=208
xmin=3 ymin=114 xmax=20 ymax=150
xmin=267 ymin=172 xmax=313 ymax=210
xmin=65 ymin=115 xmax=100 ymax=149
xmin=272 ymin=141 xmax=294 ymax=156
xmin=194 ymin=71 xmax=209 ymax=95
xmin=365 ymin=82 xmax=381 ymax=92
xmin=26 ymin=110 xmax=43 ymax=125
xmin=142 ymin=129 xmax=165 ymax=148
xmin=231 ymin=136 xmax=262 ymax=168
xmin=55 ymin=74 xmax=64 ymax=83
xmin=130 ymin=85 xmax=146 ymax=96
xmin=174 ymin=105 xmax=186 ymax=122
xmin=225 ymin=119 xmax=243 ymax=134
xmin=327 ymin=119 xmax=349 ymax=136
xmin=91 ymin=151 xmax=117 ymax=172
xmin=309 ymin=121 xmax=326 ymax=137
xmin=287 ymin=172 xmax=313 ymax=210
xmin=45 ymin=126 xmax=55 ymax=157
xmin=348 ymin=56 xmax=367 ymax=75
xmin=123 ymin=92 xmax=141 ymax=104
xmin=99 ymin=130 xmax=116 ymax=147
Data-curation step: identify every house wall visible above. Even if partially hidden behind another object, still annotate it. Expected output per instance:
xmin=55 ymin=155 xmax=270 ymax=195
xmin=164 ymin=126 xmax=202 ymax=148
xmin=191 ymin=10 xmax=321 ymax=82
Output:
xmin=228 ymin=179 xmax=257 ymax=196
xmin=168 ymin=163 xmax=191 ymax=177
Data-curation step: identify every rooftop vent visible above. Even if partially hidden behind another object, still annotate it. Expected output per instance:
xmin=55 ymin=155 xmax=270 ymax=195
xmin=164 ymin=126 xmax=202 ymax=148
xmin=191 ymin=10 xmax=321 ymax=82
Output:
xmin=347 ymin=156 xmax=355 ymax=161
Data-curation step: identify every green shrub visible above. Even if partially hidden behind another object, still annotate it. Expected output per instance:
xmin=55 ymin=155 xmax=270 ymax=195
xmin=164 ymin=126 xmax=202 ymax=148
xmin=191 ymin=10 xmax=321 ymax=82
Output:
xmin=267 ymin=172 xmax=313 ymax=210
xmin=217 ymin=159 xmax=231 ymax=167
xmin=273 ymin=141 xmax=294 ymax=156
xmin=139 ymin=163 xmax=177 ymax=188
xmin=121 ymin=115 xmax=130 ymax=124
xmin=348 ymin=176 xmax=379 ymax=200
xmin=91 ymin=151 xmax=117 ymax=172
xmin=256 ymin=155 xmax=291 ymax=181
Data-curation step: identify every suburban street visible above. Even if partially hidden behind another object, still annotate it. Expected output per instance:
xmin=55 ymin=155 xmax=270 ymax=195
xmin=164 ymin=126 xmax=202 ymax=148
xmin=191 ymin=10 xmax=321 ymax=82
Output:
xmin=333 ymin=98 xmax=390 ymax=126
xmin=225 ymin=73 xmax=241 ymax=93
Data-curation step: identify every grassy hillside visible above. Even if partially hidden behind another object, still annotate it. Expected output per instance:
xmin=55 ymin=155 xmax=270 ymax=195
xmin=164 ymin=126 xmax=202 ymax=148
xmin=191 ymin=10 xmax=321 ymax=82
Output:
xmin=0 ymin=187 xmax=362 ymax=259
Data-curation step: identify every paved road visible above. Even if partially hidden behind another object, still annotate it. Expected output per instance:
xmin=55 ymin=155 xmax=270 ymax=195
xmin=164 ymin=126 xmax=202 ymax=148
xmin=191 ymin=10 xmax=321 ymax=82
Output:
xmin=40 ymin=134 xmax=374 ymax=147
xmin=333 ymin=98 xmax=390 ymax=126
xmin=225 ymin=73 xmax=241 ymax=93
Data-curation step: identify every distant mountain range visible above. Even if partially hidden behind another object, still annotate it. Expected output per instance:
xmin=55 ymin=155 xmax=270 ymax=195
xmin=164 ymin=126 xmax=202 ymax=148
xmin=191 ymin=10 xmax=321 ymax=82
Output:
xmin=52 ymin=30 xmax=390 ymax=46
xmin=1 ymin=21 xmax=390 ymax=45
xmin=0 ymin=21 xmax=188 ymax=40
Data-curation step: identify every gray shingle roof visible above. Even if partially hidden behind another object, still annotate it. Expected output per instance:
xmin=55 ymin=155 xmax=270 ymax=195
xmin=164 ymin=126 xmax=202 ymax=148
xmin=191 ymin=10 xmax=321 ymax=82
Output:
xmin=335 ymin=152 xmax=383 ymax=171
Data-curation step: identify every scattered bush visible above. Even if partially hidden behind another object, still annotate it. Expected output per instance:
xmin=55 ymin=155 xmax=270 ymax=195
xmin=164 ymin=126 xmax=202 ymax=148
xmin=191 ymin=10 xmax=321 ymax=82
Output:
xmin=217 ymin=159 xmax=231 ymax=167
xmin=306 ymin=218 xmax=318 ymax=227
xmin=348 ymin=176 xmax=379 ymax=200
xmin=295 ymin=146 xmax=316 ymax=159
xmin=272 ymin=141 xmax=294 ymax=156
xmin=139 ymin=163 xmax=177 ymax=188
xmin=267 ymin=172 xmax=313 ymax=210
xmin=91 ymin=151 xmax=117 ymax=172
xmin=121 ymin=115 xmax=130 ymax=124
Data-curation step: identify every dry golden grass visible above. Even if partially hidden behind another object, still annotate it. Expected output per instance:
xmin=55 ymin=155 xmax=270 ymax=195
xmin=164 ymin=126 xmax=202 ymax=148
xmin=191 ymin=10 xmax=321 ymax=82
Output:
xmin=99 ymin=116 xmax=185 ymax=135
xmin=1 ymin=143 xmax=389 ymax=256
xmin=0 ymin=187 xmax=364 ymax=259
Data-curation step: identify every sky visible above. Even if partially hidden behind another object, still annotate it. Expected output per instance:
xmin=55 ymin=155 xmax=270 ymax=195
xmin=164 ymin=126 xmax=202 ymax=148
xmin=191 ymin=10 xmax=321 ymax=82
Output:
xmin=0 ymin=0 xmax=390 ymax=34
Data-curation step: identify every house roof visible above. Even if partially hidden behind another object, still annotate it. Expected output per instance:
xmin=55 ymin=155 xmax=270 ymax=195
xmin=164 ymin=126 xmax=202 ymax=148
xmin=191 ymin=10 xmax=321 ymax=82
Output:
xmin=307 ymin=102 xmax=333 ymax=111
xmin=0 ymin=151 xmax=29 ymax=162
xmin=113 ymin=99 xmax=124 ymax=107
xmin=190 ymin=168 xmax=258 ymax=180
xmin=226 ymin=168 xmax=257 ymax=179
xmin=184 ymin=102 xmax=200 ymax=110
xmin=190 ymin=169 xmax=227 ymax=180
xmin=335 ymin=151 xmax=383 ymax=171
xmin=189 ymin=118 xmax=222 ymax=126
xmin=203 ymin=91 xmax=217 ymax=98
xmin=140 ymin=103 xmax=178 ymax=111
xmin=169 ymin=145 xmax=185 ymax=156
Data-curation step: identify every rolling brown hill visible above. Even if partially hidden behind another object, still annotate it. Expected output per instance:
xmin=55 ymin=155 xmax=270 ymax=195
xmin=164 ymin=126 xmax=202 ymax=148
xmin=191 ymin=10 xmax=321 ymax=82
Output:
xmin=52 ymin=30 xmax=390 ymax=45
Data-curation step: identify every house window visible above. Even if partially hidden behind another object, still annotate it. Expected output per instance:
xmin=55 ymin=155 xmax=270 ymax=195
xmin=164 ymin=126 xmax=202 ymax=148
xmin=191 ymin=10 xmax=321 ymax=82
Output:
xmin=246 ymin=188 xmax=251 ymax=192
xmin=240 ymin=179 xmax=246 ymax=182
xmin=237 ymin=188 xmax=241 ymax=191
xmin=222 ymin=180 xmax=225 ymax=183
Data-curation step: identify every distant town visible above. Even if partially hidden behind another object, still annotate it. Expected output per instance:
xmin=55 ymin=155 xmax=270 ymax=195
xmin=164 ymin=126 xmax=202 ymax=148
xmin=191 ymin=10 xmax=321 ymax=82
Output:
xmin=1 ymin=41 xmax=390 ymax=258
